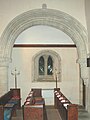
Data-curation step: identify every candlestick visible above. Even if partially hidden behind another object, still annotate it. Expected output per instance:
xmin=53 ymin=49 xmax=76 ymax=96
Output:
xmin=54 ymin=68 xmax=60 ymax=88
xmin=11 ymin=68 xmax=20 ymax=88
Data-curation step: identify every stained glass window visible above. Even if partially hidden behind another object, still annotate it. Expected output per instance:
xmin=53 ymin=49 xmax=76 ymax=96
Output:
xmin=39 ymin=56 xmax=45 ymax=75
xmin=47 ymin=56 xmax=53 ymax=75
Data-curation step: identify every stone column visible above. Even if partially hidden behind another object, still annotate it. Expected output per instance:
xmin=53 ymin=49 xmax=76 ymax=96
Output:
xmin=85 ymin=0 xmax=90 ymax=113
xmin=0 ymin=66 xmax=8 ymax=96
xmin=88 ymin=68 xmax=90 ymax=113
xmin=0 ymin=57 xmax=10 ymax=96
xmin=77 ymin=58 xmax=89 ymax=111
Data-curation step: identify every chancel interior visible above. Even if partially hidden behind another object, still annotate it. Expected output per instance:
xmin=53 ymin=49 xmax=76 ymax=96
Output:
xmin=0 ymin=0 xmax=90 ymax=120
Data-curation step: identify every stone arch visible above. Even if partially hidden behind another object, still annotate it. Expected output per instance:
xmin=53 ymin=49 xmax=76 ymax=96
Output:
xmin=0 ymin=6 xmax=88 ymax=82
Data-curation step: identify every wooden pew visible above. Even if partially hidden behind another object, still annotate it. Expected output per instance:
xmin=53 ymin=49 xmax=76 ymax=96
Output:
xmin=23 ymin=89 xmax=47 ymax=120
xmin=54 ymin=88 xmax=78 ymax=120
xmin=0 ymin=88 xmax=21 ymax=120
xmin=10 ymin=88 xmax=21 ymax=109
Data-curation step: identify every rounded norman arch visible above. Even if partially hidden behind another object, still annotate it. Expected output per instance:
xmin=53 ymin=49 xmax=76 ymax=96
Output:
xmin=0 ymin=6 xmax=89 ymax=82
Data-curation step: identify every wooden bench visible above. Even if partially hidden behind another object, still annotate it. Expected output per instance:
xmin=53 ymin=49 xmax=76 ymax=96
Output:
xmin=54 ymin=88 xmax=78 ymax=120
xmin=23 ymin=89 xmax=47 ymax=120
xmin=0 ymin=88 xmax=21 ymax=120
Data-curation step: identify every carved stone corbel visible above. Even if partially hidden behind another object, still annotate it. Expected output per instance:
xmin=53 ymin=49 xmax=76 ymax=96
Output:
xmin=77 ymin=58 xmax=89 ymax=87
xmin=83 ymin=78 xmax=89 ymax=86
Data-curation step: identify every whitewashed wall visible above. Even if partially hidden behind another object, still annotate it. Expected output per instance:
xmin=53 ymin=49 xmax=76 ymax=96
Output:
xmin=8 ymin=47 xmax=79 ymax=105
xmin=0 ymin=0 xmax=86 ymax=36
xmin=15 ymin=25 xmax=74 ymax=44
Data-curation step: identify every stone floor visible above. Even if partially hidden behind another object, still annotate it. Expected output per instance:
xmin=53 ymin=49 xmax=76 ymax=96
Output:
xmin=12 ymin=106 xmax=90 ymax=120
xmin=78 ymin=108 xmax=90 ymax=120
xmin=46 ymin=106 xmax=62 ymax=120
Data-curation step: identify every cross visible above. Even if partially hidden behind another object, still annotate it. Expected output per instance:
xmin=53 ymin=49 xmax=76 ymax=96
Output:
xmin=11 ymin=68 xmax=20 ymax=88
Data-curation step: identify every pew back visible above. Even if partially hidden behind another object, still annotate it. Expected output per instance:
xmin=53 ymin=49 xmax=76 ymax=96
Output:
xmin=31 ymin=88 xmax=42 ymax=97
xmin=23 ymin=89 xmax=47 ymax=120
xmin=0 ymin=91 xmax=12 ymax=105
xmin=54 ymin=88 xmax=78 ymax=120
xmin=0 ymin=89 xmax=21 ymax=120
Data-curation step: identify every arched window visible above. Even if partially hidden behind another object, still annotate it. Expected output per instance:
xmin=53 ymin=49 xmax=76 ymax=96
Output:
xmin=39 ymin=55 xmax=53 ymax=77
xmin=33 ymin=50 xmax=61 ymax=82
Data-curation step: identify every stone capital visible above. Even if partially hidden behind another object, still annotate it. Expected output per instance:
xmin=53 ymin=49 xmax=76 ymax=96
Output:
xmin=83 ymin=78 xmax=89 ymax=86
xmin=0 ymin=57 xmax=11 ymax=67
